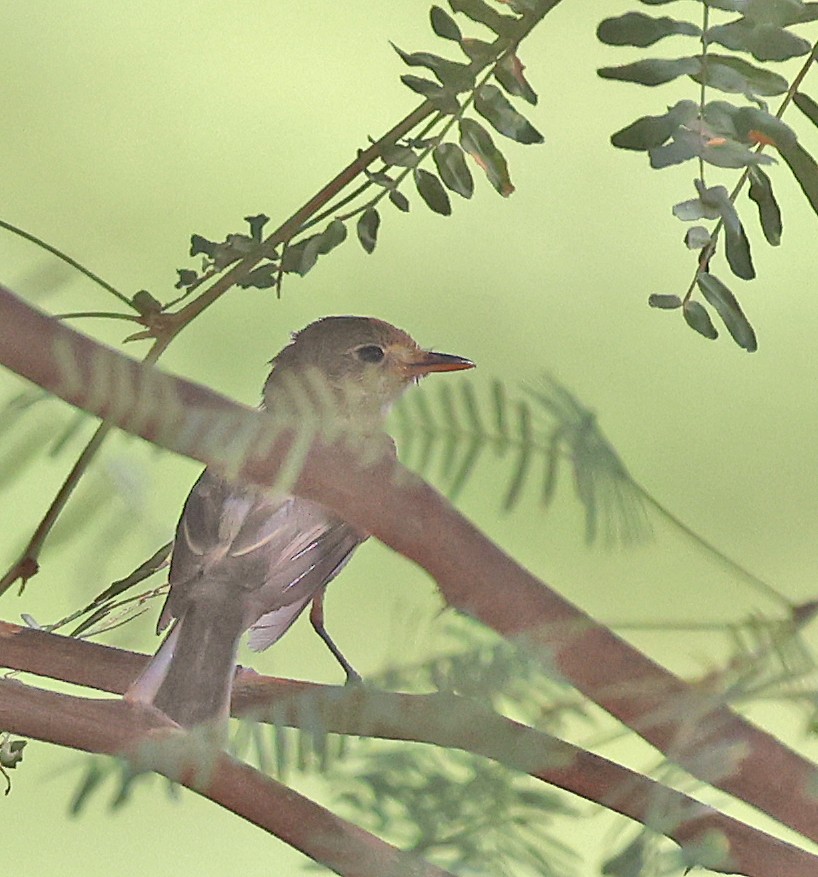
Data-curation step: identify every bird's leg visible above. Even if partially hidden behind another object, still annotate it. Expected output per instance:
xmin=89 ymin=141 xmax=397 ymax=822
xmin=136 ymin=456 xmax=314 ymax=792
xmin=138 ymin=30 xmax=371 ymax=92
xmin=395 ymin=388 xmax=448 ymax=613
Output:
xmin=309 ymin=590 xmax=361 ymax=683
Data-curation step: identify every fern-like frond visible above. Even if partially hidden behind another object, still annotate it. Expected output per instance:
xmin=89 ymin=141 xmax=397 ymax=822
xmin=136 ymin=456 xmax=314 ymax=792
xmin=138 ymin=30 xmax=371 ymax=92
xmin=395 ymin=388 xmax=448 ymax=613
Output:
xmin=526 ymin=376 xmax=651 ymax=545
xmin=330 ymin=744 xmax=578 ymax=877
xmin=391 ymin=374 xmax=652 ymax=546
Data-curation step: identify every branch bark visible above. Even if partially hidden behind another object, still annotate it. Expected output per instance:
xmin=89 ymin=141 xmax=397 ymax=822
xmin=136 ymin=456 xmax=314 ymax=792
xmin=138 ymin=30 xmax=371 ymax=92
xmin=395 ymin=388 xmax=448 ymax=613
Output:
xmin=0 ymin=674 xmax=452 ymax=877
xmin=1 ymin=286 xmax=817 ymax=847
xmin=1 ymin=623 xmax=816 ymax=877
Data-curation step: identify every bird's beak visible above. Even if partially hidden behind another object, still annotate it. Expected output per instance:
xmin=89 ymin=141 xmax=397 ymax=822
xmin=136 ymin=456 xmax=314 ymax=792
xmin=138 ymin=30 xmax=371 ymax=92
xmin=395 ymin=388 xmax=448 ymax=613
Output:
xmin=403 ymin=350 xmax=475 ymax=376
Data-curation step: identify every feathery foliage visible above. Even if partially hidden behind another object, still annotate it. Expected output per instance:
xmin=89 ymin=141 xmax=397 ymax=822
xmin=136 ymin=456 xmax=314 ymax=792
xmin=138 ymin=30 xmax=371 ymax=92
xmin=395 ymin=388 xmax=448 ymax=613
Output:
xmin=173 ymin=2 xmax=548 ymax=303
xmin=392 ymin=374 xmax=652 ymax=546
xmin=601 ymin=0 xmax=818 ymax=349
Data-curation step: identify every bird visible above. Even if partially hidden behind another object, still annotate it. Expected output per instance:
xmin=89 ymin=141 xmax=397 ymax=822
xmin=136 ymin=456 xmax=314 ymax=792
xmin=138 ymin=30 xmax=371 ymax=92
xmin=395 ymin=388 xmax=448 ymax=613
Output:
xmin=125 ymin=315 xmax=474 ymax=730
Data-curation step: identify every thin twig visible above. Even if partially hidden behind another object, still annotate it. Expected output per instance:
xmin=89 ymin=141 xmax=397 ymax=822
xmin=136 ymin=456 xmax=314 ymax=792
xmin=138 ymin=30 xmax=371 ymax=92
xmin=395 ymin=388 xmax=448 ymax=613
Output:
xmin=0 ymin=218 xmax=132 ymax=306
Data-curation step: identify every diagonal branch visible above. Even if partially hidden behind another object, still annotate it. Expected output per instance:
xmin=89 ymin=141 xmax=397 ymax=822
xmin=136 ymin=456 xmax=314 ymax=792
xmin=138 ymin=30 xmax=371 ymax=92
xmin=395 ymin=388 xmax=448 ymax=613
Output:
xmin=1 ymin=624 xmax=816 ymax=877
xmin=1 ymin=286 xmax=818 ymax=846
xmin=0 ymin=675 xmax=453 ymax=877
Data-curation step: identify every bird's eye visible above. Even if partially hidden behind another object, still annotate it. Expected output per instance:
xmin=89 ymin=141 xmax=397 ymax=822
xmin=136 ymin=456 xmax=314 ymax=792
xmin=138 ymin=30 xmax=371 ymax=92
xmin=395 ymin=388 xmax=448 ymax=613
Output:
xmin=355 ymin=345 xmax=385 ymax=364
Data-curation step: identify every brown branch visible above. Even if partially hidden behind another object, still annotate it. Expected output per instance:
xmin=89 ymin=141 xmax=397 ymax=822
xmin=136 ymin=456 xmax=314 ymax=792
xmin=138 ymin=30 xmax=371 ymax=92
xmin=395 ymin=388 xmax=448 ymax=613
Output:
xmin=0 ymin=675 xmax=452 ymax=877
xmin=1 ymin=287 xmax=818 ymax=847
xmin=1 ymin=623 xmax=816 ymax=877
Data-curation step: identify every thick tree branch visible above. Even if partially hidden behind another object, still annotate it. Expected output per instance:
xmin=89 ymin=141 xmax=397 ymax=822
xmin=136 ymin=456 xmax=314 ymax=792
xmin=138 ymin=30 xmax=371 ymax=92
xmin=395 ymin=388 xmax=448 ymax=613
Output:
xmin=2 ymin=623 xmax=817 ymax=876
xmin=1 ymin=287 xmax=818 ymax=846
xmin=0 ymin=673 xmax=452 ymax=877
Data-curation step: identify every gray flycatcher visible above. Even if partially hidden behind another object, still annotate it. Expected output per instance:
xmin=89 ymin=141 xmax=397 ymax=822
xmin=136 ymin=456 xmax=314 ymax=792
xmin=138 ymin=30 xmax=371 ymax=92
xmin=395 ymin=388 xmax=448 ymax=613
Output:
xmin=125 ymin=316 xmax=474 ymax=729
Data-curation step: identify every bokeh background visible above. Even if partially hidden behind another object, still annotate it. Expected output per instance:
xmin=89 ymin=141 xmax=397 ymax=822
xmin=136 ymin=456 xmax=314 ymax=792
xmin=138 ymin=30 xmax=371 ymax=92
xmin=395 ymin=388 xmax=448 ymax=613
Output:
xmin=3 ymin=0 xmax=818 ymax=873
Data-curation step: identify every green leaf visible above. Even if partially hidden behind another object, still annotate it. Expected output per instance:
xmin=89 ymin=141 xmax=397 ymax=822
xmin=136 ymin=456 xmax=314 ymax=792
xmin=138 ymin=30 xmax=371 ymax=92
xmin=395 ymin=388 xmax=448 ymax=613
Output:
xmin=131 ymin=290 xmax=162 ymax=317
xmin=391 ymin=43 xmax=475 ymax=92
xmin=644 ymin=105 xmax=775 ymax=169
xmin=447 ymin=383 xmax=484 ymax=499
xmin=433 ymin=143 xmax=474 ymax=198
xmin=448 ymin=0 xmax=519 ymax=37
xmin=458 ymin=381 xmax=484 ymax=440
xmin=504 ymin=402 xmax=533 ymax=509
xmin=460 ymin=38 xmax=496 ymax=65
xmin=649 ymin=136 xmax=698 ymax=168
xmin=356 ymin=208 xmax=380 ymax=254
xmin=474 ymin=84 xmax=543 ymax=144
xmin=683 ymin=300 xmax=719 ymax=340
xmin=648 ymin=294 xmax=682 ymax=309
xmin=603 ymin=837 xmax=645 ymax=877
xmin=794 ymin=91 xmax=818 ymax=129
xmin=380 ymin=142 xmax=419 ymax=168
xmin=430 ymin=5 xmax=462 ymax=41
xmin=675 ymin=180 xmax=755 ymax=278
xmin=697 ymin=181 xmax=755 ymax=280
xmin=691 ymin=54 xmax=789 ymax=97
xmin=702 ymin=100 xmax=741 ymax=137
xmin=389 ymin=189 xmax=410 ymax=212
xmin=459 ymin=118 xmax=515 ymax=196
xmin=745 ymin=0 xmax=809 ymax=26
xmin=747 ymin=166 xmax=782 ymax=245
xmin=494 ymin=53 xmax=537 ymax=105
xmin=70 ymin=760 xmax=107 ymax=815
xmin=447 ymin=433 xmax=482 ymax=500
xmin=363 ymin=167 xmax=396 ymax=188
xmin=685 ymin=226 xmax=712 ymax=249
xmin=245 ymin=213 xmax=269 ymax=241
xmin=677 ymin=829 xmax=733 ymax=873
xmin=707 ymin=20 xmax=810 ymax=61
xmin=492 ymin=378 xmax=509 ymax=445
xmin=190 ymin=232 xmax=247 ymax=267
xmin=317 ymin=218 xmax=347 ymax=254
xmin=697 ymin=273 xmax=757 ymax=351
xmin=733 ymin=105 xmax=797 ymax=147
xmin=542 ymin=427 xmax=562 ymax=507
xmin=777 ymin=139 xmax=818 ymax=218
xmin=281 ymin=235 xmax=322 ymax=276
xmin=735 ymin=107 xmax=818 ymax=217
xmin=189 ymin=233 xmax=215 ymax=258
xmin=414 ymin=168 xmax=452 ymax=215
xmin=174 ymin=268 xmax=198 ymax=289
xmin=237 ymin=263 xmax=277 ymax=290
xmin=281 ymin=220 xmax=346 ymax=276
xmin=611 ymin=100 xmax=698 ymax=150
xmin=801 ymin=3 xmax=818 ymax=23
xmin=698 ymin=136 xmax=776 ymax=170
xmin=399 ymin=75 xmax=459 ymax=113
xmin=597 ymin=12 xmax=700 ymax=47
xmin=436 ymin=382 xmax=461 ymax=480
xmin=598 ymin=57 xmax=700 ymax=87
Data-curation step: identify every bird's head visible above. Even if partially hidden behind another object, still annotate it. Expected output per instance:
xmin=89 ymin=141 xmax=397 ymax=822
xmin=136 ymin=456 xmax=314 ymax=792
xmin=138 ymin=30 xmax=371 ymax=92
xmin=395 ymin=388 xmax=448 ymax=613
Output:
xmin=263 ymin=316 xmax=474 ymax=429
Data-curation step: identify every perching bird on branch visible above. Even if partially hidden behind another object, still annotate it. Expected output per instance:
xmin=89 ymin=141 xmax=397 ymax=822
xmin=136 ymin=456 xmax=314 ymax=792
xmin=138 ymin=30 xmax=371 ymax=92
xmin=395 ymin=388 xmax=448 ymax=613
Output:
xmin=126 ymin=316 xmax=474 ymax=729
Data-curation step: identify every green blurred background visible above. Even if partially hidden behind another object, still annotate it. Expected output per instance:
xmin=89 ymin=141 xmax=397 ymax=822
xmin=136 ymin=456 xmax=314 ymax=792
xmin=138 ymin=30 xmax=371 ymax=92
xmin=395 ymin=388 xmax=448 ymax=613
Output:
xmin=3 ymin=0 xmax=818 ymax=873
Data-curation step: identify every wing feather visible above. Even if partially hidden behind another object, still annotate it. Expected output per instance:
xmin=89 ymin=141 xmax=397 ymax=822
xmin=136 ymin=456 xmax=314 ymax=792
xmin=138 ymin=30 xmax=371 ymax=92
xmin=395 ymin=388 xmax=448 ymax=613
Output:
xmin=158 ymin=470 xmax=365 ymax=639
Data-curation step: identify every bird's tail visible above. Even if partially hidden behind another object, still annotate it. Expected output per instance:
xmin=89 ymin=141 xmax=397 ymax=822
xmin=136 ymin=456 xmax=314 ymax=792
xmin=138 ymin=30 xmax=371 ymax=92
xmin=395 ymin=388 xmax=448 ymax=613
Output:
xmin=126 ymin=596 xmax=245 ymax=728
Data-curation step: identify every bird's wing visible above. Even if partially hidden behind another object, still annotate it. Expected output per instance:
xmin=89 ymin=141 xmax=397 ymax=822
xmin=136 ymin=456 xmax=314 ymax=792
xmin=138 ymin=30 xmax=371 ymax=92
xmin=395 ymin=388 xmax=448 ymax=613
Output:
xmin=247 ymin=523 xmax=361 ymax=651
xmin=245 ymin=598 xmax=312 ymax=652
xmin=158 ymin=470 xmax=365 ymax=637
